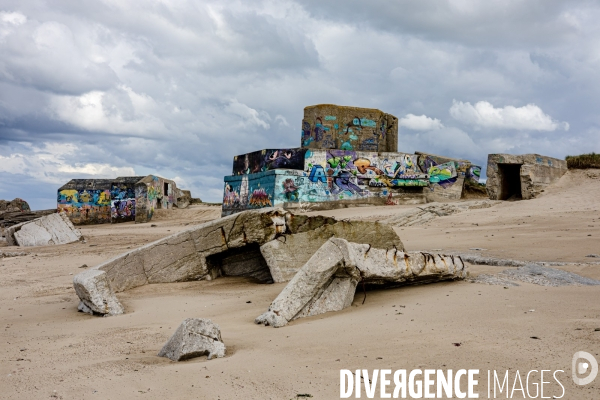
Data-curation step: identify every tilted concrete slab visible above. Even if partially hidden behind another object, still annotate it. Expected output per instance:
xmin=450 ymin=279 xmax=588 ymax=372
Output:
xmin=6 ymin=212 xmax=82 ymax=247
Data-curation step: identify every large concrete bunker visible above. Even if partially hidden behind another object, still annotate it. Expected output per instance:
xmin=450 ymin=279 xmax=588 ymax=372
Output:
xmin=486 ymin=154 xmax=567 ymax=200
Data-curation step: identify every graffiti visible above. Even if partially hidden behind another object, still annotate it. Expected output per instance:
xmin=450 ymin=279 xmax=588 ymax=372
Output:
xmin=354 ymin=158 xmax=384 ymax=175
xmin=248 ymin=188 xmax=273 ymax=207
xmin=308 ymin=165 xmax=327 ymax=183
xmin=223 ymin=184 xmax=240 ymax=207
xmin=467 ymin=165 xmax=481 ymax=184
xmin=233 ymin=148 xmax=306 ymax=175
xmin=111 ymin=199 xmax=135 ymax=219
xmin=428 ymin=162 xmax=457 ymax=183
xmin=358 ymin=138 xmax=378 ymax=151
xmin=281 ymin=178 xmax=300 ymax=201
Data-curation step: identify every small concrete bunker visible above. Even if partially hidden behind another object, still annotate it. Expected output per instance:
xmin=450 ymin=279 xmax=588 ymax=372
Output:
xmin=486 ymin=154 xmax=567 ymax=200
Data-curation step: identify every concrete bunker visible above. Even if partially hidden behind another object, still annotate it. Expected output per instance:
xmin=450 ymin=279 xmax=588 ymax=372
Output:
xmin=497 ymin=163 xmax=523 ymax=200
xmin=486 ymin=154 xmax=567 ymax=200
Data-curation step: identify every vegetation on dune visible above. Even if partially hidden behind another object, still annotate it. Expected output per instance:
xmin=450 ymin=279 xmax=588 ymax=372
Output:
xmin=565 ymin=152 xmax=600 ymax=169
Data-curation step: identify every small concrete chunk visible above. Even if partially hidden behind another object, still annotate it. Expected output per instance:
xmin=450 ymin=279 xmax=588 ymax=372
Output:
xmin=158 ymin=318 xmax=226 ymax=361
xmin=73 ymin=269 xmax=124 ymax=316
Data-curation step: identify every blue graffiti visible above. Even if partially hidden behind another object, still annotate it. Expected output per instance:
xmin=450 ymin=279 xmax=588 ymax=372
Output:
xmin=308 ymin=165 xmax=327 ymax=183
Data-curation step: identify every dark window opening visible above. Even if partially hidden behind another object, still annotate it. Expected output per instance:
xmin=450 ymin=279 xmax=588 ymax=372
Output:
xmin=498 ymin=163 xmax=522 ymax=200
xmin=206 ymin=244 xmax=274 ymax=284
xmin=164 ymin=182 xmax=169 ymax=197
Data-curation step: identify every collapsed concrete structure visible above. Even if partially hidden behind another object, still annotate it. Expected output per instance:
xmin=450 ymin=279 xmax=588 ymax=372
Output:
xmin=6 ymin=212 xmax=83 ymax=247
xmin=222 ymin=105 xmax=481 ymax=216
xmin=72 ymin=209 xmax=466 ymax=317
xmin=486 ymin=154 xmax=568 ymax=200
xmin=58 ymin=175 xmax=178 ymax=224
xmin=256 ymin=238 xmax=467 ymax=328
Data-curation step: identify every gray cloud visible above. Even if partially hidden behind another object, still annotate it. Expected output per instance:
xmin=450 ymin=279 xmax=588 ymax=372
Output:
xmin=0 ymin=0 xmax=599 ymax=209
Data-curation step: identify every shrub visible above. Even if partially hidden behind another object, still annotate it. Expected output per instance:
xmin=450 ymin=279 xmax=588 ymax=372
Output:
xmin=565 ymin=153 xmax=600 ymax=169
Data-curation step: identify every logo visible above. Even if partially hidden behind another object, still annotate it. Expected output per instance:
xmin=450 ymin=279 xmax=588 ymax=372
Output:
xmin=572 ymin=351 xmax=598 ymax=386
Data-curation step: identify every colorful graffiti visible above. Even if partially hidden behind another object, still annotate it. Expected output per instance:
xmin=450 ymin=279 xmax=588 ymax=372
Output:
xmin=232 ymin=148 xmax=306 ymax=175
xmin=248 ymin=188 xmax=273 ymax=207
xmin=222 ymin=171 xmax=276 ymax=213
xmin=57 ymin=189 xmax=112 ymax=223
xmin=467 ymin=165 xmax=481 ymax=184
xmin=111 ymin=199 xmax=135 ymax=219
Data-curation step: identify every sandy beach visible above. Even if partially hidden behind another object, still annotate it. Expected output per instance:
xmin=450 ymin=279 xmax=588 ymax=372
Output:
xmin=1 ymin=169 xmax=599 ymax=399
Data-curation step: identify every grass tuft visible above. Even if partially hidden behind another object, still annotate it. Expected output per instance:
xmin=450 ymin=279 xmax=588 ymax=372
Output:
xmin=565 ymin=152 xmax=600 ymax=169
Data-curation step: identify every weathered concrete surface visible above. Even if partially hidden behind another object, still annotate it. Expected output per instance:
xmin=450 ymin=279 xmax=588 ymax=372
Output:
xmin=383 ymin=200 xmax=498 ymax=227
xmin=472 ymin=265 xmax=600 ymax=287
xmin=158 ymin=318 xmax=226 ymax=361
xmin=486 ymin=154 xmax=568 ymax=200
xmin=261 ymin=218 xmax=404 ymax=282
xmin=302 ymin=104 xmax=398 ymax=152
xmin=255 ymin=238 xmax=467 ymax=328
xmin=73 ymin=269 xmax=124 ymax=316
xmin=6 ymin=212 xmax=82 ymax=247
xmin=87 ymin=208 xmax=287 ymax=294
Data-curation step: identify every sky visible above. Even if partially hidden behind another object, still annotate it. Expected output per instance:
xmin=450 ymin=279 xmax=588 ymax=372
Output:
xmin=1 ymin=0 xmax=599 ymax=209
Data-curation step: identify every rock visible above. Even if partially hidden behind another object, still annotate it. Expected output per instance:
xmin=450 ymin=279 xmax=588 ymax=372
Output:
xmin=586 ymin=254 xmax=599 ymax=258
xmin=255 ymin=238 xmax=467 ymax=327
xmin=6 ymin=212 xmax=82 ymax=247
xmin=73 ymin=269 xmax=124 ymax=316
xmin=158 ymin=318 xmax=226 ymax=361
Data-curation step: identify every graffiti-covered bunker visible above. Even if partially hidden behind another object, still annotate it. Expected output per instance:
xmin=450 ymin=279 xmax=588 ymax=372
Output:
xmin=486 ymin=154 xmax=567 ymax=200
xmin=222 ymin=104 xmax=481 ymax=216
xmin=57 ymin=175 xmax=177 ymax=224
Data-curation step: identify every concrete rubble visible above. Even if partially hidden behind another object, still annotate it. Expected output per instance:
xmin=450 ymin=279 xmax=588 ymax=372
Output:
xmin=73 ymin=269 xmax=125 ymax=316
xmin=255 ymin=238 xmax=467 ymax=328
xmin=6 ymin=212 xmax=83 ymax=247
xmin=72 ymin=208 xmax=408 ymax=315
xmin=158 ymin=318 xmax=226 ymax=361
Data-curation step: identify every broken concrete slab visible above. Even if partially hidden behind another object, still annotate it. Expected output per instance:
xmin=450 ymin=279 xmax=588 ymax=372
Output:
xmin=260 ymin=219 xmax=404 ymax=282
xmin=255 ymin=238 xmax=467 ymax=328
xmin=73 ymin=269 xmax=124 ymax=316
xmin=158 ymin=318 xmax=226 ymax=361
xmin=6 ymin=212 xmax=82 ymax=247
xmin=74 ymin=208 xmax=289 ymax=303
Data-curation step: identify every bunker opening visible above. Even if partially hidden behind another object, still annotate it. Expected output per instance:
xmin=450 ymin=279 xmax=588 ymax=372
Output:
xmin=206 ymin=244 xmax=274 ymax=284
xmin=497 ymin=163 xmax=523 ymax=200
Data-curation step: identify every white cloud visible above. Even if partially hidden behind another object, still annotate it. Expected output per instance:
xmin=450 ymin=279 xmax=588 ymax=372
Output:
xmin=225 ymin=99 xmax=271 ymax=130
xmin=449 ymin=100 xmax=569 ymax=131
xmin=0 ymin=142 xmax=135 ymax=184
xmin=398 ymin=114 xmax=444 ymax=131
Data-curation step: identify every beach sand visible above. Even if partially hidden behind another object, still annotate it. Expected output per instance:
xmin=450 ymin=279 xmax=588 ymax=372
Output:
xmin=1 ymin=170 xmax=599 ymax=399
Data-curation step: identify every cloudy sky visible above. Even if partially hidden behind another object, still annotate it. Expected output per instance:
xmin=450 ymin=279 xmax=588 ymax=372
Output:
xmin=1 ymin=0 xmax=599 ymax=209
